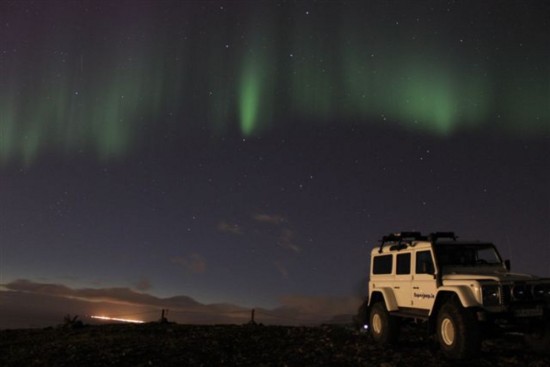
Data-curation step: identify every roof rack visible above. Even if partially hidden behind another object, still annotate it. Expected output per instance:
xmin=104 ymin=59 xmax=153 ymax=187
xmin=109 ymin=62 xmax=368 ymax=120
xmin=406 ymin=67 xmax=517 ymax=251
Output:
xmin=428 ymin=232 xmax=457 ymax=242
xmin=378 ymin=232 xmax=457 ymax=253
xmin=378 ymin=232 xmax=426 ymax=253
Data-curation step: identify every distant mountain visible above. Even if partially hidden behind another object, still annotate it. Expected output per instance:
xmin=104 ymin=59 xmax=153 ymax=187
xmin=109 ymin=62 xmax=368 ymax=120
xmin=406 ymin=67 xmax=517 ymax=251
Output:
xmin=164 ymin=295 xmax=201 ymax=308
xmin=1 ymin=279 xmax=359 ymax=328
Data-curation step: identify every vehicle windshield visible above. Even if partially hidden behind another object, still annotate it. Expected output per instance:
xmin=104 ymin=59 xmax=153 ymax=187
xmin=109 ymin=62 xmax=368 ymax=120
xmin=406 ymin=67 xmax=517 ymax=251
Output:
xmin=435 ymin=243 xmax=502 ymax=267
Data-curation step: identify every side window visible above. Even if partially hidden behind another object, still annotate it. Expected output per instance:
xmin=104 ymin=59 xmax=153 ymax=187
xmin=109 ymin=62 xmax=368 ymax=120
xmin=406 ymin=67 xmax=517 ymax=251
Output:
xmin=396 ymin=253 xmax=411 ymax=274
xmin=372 ymin=254 xmax=393 ymax=274
xmin=416 ymin=251 xmax=434 ymax=274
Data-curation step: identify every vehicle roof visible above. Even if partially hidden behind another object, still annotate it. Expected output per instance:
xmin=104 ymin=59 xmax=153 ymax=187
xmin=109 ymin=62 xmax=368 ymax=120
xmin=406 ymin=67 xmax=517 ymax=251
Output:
xmin=371 ymin=241 xmax=494 ymax=255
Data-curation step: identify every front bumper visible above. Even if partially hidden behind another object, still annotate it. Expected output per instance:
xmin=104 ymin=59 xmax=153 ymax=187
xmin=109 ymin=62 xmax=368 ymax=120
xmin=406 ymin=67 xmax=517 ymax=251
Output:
xmin=476 ymin=303 xmax=549 ymax=334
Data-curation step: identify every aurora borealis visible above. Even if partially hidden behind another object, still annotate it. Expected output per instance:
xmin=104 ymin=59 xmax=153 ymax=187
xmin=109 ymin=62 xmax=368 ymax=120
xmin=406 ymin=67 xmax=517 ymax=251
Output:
xmin=0 ymin=1 xmax=549 ymax=327
xmin=1 ymin=1 xmax=548 ymax=164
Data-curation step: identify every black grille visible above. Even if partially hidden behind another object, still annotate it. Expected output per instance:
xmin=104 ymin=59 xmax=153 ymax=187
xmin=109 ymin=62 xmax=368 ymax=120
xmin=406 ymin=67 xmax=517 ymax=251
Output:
xmin=501 ymin=285 xmax=511 ymax=305
xmin=512 ymin=283 xmax=533 ymax=301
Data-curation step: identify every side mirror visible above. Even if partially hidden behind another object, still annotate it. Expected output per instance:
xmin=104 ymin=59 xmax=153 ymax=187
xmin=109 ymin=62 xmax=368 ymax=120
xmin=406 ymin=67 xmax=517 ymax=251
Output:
xmin=504 ymin=259 xmax=511 ymax=271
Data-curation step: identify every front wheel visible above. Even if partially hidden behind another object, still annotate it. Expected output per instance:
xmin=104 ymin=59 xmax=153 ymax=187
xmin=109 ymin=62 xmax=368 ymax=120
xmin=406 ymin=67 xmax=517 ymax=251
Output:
xmin=525 ymin=317 xmax=550 ymax=355
xmin=436 ymin=301 xmax=480 ymax=359
xmin=369 ymin=301 xmax=400 ymax=344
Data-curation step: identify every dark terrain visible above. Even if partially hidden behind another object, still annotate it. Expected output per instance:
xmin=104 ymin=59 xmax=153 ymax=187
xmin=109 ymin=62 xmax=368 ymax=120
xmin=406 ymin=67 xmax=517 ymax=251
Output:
xmin=1 ymin=323 xmax=548 ymax=366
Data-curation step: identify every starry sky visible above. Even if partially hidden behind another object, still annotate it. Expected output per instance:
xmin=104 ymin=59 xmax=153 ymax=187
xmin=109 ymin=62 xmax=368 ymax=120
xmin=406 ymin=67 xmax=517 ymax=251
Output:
xmin=0 ymin=0 xmax=549 ymax=327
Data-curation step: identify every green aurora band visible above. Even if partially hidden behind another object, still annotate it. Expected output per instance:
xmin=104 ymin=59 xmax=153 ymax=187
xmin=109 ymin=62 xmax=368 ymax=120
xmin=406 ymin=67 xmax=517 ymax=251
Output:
xmin=239 ymin=56 xmax=263 ymax=137
xmin=1 ymin=2 xmax=548 ymax=165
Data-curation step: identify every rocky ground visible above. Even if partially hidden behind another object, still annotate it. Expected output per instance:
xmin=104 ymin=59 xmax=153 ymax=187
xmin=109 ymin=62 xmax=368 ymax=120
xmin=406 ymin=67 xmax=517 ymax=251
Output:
xmin=1 ymin=323 xmax=549 ymax=366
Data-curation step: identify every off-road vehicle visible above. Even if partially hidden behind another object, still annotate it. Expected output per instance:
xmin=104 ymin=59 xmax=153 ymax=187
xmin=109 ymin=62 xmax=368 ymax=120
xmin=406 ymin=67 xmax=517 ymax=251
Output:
xmin=361 ymin=232 xmax=550 ymax=359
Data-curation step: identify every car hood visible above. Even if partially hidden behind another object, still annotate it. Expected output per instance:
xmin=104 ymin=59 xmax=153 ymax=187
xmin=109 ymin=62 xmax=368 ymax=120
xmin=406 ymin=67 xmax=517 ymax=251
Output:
xmin=442 ymin=270 xmax=542 ymax=282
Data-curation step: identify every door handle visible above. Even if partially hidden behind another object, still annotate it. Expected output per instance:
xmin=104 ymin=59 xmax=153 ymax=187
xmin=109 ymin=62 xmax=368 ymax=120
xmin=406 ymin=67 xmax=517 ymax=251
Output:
xmin=413 ymin=286 xmax=419 ymax=289
xmin=393 ymin=286 xmax=400 ymax=289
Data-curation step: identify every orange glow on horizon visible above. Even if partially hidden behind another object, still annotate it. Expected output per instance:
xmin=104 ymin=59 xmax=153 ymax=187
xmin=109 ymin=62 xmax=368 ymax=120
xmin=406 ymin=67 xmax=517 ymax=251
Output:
xmin=91 ymin=315 xmax=145 ymax=324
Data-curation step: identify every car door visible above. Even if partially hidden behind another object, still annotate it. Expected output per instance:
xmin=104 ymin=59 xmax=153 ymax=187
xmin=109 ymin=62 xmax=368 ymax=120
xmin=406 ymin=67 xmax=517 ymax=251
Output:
xmin=394 ymin=252 xmax=413 ymax=308
xmin=412 ymin=250 xmax=438 ymax=309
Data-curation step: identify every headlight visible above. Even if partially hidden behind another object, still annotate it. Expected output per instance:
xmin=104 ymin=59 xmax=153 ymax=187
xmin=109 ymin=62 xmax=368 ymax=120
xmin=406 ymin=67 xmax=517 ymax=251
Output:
xmin=533 ymin=284 xmax=550 ymax=300
xmin=512 ymin=284 xmax=531 ymax=300
xmin=482 ymin=285 xmax=500 ymax=306
xmin=533 ymin=285 xmax=546 ymax=299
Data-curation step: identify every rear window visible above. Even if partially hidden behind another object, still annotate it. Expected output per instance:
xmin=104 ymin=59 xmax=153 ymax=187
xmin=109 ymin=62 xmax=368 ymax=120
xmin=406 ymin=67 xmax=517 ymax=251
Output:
xmin=373 ymin=254 xmax=393 ymax=274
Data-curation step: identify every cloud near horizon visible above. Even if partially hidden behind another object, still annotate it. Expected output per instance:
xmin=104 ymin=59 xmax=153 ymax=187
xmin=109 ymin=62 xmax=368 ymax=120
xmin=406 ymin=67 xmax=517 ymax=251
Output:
xmin=3 ymin=279 xmax=169 ymax=307
xmin=1 ymin=279 xmax=360 ymax=328
xmin=135 ymin=277 xmax=152 ymax=291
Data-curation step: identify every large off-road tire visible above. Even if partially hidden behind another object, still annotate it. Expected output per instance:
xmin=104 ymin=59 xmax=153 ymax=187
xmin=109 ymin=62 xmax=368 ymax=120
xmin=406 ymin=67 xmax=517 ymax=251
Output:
xmin=369 ymin=301 xmax=400 ymax=344
xmin=524 ymin=317 xmax=550 ymax=355
xmin=436 ymin=301 xmax=481 ymax=359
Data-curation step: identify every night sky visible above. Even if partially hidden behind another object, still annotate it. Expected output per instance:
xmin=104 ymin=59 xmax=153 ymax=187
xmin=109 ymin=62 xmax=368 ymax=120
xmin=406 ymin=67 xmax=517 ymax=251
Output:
xmin=1 ymin=0 xmax=549 ymax=327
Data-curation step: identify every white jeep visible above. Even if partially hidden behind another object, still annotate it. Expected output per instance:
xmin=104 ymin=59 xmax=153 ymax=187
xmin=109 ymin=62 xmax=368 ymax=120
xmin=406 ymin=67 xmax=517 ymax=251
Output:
xmin=363 ymin=232 xmax=550 ymax=359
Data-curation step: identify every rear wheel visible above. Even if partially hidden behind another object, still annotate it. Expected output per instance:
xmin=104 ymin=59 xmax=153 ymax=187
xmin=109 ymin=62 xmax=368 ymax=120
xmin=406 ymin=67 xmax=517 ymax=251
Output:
xmin=436 ymin=301 xmax=480 ymax=359
xmin=369 ymin=301 xmax=400 ymax=344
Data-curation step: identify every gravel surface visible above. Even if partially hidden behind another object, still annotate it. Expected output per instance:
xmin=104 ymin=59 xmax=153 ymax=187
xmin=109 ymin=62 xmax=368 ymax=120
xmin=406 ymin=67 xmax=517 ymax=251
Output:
xmin=1 ymin=323 xmax=549 ymax=366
